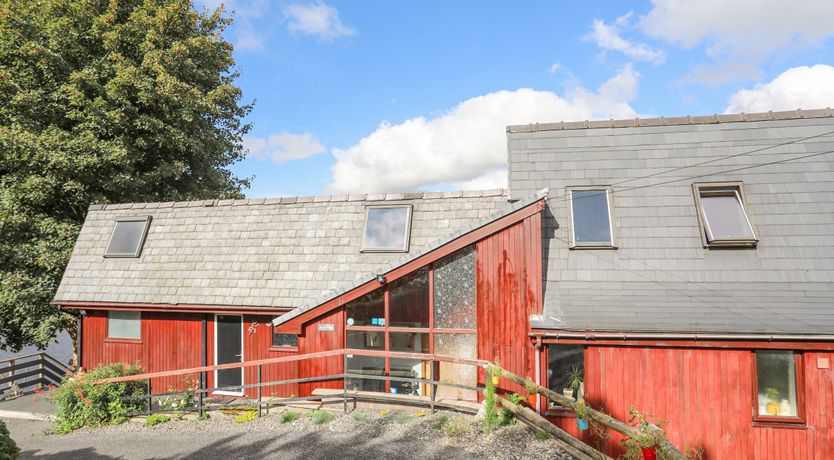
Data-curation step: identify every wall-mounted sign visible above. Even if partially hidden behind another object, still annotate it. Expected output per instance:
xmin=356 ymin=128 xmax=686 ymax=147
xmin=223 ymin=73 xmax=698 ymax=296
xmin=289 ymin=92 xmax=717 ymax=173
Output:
xmin=317 ymin=323 xmax=335 ymax=332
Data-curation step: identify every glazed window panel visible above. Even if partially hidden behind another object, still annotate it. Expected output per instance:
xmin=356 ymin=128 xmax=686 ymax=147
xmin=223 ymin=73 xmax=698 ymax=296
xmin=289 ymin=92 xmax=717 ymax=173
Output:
xmin=693 ymin=183 xmax=757 ymax=247
xmin=569 ymin=189 xmax=613 ymax=247
xmin=345 ymin=289 xmax=385 ymax=327
xmin=755 ymin=350 xmax=799 ymax=418
xmin=271 ymin=330 xmax=298 ymax=348
xmin=362 ymin=205 xmax=412 ymax=252
xmin=434 ymin=333 xmax=477 ymax=401
xmin=389 ymin=332 xmax=430 ymax=353
xmin=388 ymin=268 xmax=429 ymax=328
xmin=107 ymin=311 xmax=141 ymax=339
xmin=346 ymin=330 xmax=385 ymax=392
xmin=547 ymin=345 xmax=584 ymax=404
xmin=390 ymin=358 xmax=431 ymax=396
xmin=105 ymin=217 xmax=151 ymax=257
xmin=433 ymin=246 xmax=476 ymax=330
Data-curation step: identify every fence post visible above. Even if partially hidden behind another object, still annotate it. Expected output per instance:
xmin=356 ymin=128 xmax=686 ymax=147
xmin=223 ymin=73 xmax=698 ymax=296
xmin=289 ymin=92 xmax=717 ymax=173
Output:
xmin=38 ymin=353 xmax=44 ymax=390
xmin=430 ymin=360 xmax=437 ymax=414
xmin=198 ymin=372 xmax=205 ymax=419
xmin=257 ymin=365 xmax=262 ymax=418
xmin=342 ymin=353 xmax=348 ymax=414
xmin=146 ymin=378 xmax=152 ymax=415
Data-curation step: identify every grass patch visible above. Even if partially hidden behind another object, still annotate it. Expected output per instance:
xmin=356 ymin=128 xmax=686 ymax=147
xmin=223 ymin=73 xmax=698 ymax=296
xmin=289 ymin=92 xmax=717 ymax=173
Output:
xmin=442 ymin=416 xmax=470 ymax=437
xmin=536 ymin=430 xmax=551 ymax=441
xmin=430 ymin=415 xmax=449 ymax=430
xmin=350 ymin=411 xmax=371 ymax=423
xmin=392 ymin=412 xmax=414 ymax=424
xmin=144 ymin=414 xmax=171 ymax=427
xmin=308 ymin=410 xmax=335 ymax=425
xmin=280 ymin=411 xmax=300 ymax=424
xmin=198 ymin=412 xmax=210 ymax=421
xmin=233 ymin=410 xmax=258 ymax=423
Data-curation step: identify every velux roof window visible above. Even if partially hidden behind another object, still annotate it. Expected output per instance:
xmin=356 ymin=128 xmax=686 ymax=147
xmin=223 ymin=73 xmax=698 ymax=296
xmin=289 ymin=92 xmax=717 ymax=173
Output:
xmin=362 ymin=205 xmax=412 ymax=252
xmin=693 ymin=183 xmax=757 ymax=248
xmin=105 ymin=216 xmax=151 ymax=257
xmin=568 ymin=187 xmax=615 ymax=248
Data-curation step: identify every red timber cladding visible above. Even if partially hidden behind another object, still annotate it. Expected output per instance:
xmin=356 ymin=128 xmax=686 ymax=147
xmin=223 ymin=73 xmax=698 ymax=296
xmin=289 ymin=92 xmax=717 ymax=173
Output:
xmin=547 ymin=346 xmax=834 ymax=460
xmin=475 ymin=212 xmax=542 ymax=394
xmin=297 ymin=307 xmax=345 ymax=396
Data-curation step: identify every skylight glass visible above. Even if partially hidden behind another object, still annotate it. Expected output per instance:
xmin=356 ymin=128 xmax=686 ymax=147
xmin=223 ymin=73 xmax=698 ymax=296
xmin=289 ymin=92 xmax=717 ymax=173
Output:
xmin=105 ymin=217 xmax=151 ymax=257
xmin=570 ymin=189 xmax=613 ymax=247
xmin=362 ymin=206 xmax=412 ymax=252
xmin=694 ymin=183 xmax=757 ymax=247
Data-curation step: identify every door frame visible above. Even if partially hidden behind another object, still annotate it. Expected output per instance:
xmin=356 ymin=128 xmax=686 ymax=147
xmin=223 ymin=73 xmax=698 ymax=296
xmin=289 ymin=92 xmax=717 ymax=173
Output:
xmin=213 ymin=313 xmax=244 ymax=396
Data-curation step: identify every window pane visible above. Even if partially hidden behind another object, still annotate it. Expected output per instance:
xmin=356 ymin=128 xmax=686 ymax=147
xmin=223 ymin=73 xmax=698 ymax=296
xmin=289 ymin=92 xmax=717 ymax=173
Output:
xmin=571 ymin=190 xmax=612 ymax=244
xmin=271 ymin=330 xmax=298 ymax=347
xmin=701 ymin=193 xmax=754 ymax=240
xmin=548 ymin=345 xmax=584 ymax=404
xmin=390 ymin=358 xmax=431 ymax=396
xmin=346 ymin=331 xmax=386 ymax=392
xmin=346 ymin=289 xmax=385 ymax=327
xmin=756 ymin=350 xmax=798 ymax=417
xmin=434 ymin=246 xmax=476 ymax=329
xmin=108 ymin=311 xmax=141 ymax=339
xmin=389 ymin=268 xmax=429 ymax=328
xmin=346 ymin=330 xmax=385 ymax=350
xmin=363 ymin=206 xmax=411 ymax=251
xmin=434 ymin=333 xmax=477 ymax=401
xmin=389 ymin=332 xmax=430 ymax=353
xmin=106 ymin=220 xmax=148 ymax=256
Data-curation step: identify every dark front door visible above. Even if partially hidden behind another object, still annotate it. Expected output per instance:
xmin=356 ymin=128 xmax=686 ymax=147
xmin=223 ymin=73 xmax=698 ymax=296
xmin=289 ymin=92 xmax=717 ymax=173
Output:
xmin=216 ymin=315 xmax=242 ymax=393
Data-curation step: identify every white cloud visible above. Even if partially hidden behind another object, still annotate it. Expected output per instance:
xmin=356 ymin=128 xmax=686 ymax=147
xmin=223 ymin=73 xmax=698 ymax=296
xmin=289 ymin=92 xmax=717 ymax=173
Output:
xmin=640 ymin=0 xmax=834 ymax=82
xmin=725 ymin=65 xmax=834 ymax=114
xmin=328 ymin=65 xmax=640 ymax=194
xmin=245 ymin=132 xmax=326 ymax=164
xmin=283 ymin=2 xmax=355 ymax=40
xmin=586 ymin=13 xmax=665 ymax=64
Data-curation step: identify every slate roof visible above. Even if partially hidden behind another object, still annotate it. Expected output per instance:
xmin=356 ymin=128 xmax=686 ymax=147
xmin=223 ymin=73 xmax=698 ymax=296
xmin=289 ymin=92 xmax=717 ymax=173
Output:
xmin=273 ymin=189 xmax=548 ymax=327
xmin=54 ymin=190 xmax=508 ymax=309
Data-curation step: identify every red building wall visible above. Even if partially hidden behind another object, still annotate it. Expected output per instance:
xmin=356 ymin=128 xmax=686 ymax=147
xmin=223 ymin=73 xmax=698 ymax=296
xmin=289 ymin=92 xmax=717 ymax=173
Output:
xmin=297 ymin=308 xmax=345 ymax=396
xmin=476 ymin=214 xmax=542 ymax=394
xmin=547 ymin=345 xmax=834 ymax=460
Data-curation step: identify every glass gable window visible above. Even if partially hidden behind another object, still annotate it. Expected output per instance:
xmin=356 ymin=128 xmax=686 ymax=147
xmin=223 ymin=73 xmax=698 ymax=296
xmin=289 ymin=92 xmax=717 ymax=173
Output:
xmin=694 ymin=183 xmax=757 ymax=247
xmin=547 ymin=345 xmax=584 ymax=405
xmin=569 ymin=189 xmax=614 ymax=247
xmin=107 ymin=310 xmax=141 ymax=339
xmin=433 ymin=247 xmax=476 ymax=329
xmin=105 ymin=217 xmax=151 ymax=257
xmin=388 ymin=268 xmax=429 ymax=328
xmin=346 ymin=289 xmax=385 ymax=327
xmin=362 ymin=205 xmax=412 ymax=252
xmin=755 ymin=350 xmax=801 ymax=420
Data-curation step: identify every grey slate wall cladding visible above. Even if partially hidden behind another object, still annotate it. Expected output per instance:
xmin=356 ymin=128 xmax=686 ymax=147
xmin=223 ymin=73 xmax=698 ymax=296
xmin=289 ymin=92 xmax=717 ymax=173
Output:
xmin=508 ymin=113 xmax=834 ymax=335
xmin=55 ymin=191 xmax=507 ymax=308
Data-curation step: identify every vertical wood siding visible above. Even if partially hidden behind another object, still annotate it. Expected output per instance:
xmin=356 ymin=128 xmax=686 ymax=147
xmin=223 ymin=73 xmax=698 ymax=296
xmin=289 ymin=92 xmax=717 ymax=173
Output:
xmin=298 ymin=307 xmax=345 ymax=396
xmin=476 ymin=215 xmax=542 ymax=394
xmin=552 ymin=346 xmax=834 ymax=459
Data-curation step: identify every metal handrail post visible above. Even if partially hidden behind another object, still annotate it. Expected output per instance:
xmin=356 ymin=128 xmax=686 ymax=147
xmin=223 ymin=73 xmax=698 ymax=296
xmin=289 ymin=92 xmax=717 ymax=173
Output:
xmin=257 ymin=365 xmax=262 ymax=418
xmin=146 ymin=378 xmax=152 ymax=415
xmin=342 ymin=354 xmax=348 ymax=413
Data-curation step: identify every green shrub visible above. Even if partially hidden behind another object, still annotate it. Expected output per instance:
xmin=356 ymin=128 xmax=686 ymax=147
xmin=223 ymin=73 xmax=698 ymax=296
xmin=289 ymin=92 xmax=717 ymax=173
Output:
xmin=158 ymin=378 xmax=198 ymax=412
xmin=430 ymin=414 xmax=449 ymax=430
xmin=307 ymin=410 xmax=334 ymax=424
xmin=50 ymin=363 xmax=146 ymax=433
xmin=442 ymin=416 xmax=470 ymax=437
xmin=0 ymin=420 xmax=20 ymax=460
xmin=234 ymin=410 xmax=258 ymax=423
xmin=145 ymin=414 xmax=171 ymax=427
xmin=483 ymin=366 xmax=500 ymax=432
xmin=536 ymin=429 xmax=551 ymax=441
xmin=280 ymin=410 xmax=300 ymax=424
xmin=350 ymin=411 xmax=370 ymax=423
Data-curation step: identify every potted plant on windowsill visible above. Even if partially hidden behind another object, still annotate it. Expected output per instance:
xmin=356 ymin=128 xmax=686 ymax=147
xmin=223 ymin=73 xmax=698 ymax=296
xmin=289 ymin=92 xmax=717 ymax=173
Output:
xmin=574 ymin=398 xmax=590 ymax=431
xmin=568 ymin=365 xmax=584 ymax=400
xmin=765 ymin=387 xmax=781 ymax=416
xmin=620 ymin=408 xmax=668 ymax=460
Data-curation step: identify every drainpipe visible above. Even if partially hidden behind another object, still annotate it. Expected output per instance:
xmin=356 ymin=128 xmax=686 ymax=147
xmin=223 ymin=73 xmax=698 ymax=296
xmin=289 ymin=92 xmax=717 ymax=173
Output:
xmin=533 ymin=335 xmax=543 ymax=413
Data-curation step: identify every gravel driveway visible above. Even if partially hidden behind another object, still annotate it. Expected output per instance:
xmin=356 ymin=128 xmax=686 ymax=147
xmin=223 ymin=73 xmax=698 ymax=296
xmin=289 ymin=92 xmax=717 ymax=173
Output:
xmin=4 ymin=409 xmax=582 ymax=460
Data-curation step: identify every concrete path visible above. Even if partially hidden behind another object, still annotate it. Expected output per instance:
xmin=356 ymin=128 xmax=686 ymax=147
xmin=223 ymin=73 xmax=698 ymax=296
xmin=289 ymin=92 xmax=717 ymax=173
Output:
xmin=0 ymin=395 xmax=55 ymax=421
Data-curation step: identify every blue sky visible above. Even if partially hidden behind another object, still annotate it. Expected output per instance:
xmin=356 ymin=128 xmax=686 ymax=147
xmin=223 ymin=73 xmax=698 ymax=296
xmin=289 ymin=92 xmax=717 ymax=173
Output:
xmin=201 ymin=0 xmax=834 ymax=198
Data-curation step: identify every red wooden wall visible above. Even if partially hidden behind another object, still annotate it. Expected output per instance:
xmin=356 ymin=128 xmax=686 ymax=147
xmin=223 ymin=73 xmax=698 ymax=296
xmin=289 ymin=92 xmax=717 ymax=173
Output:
xmin=475 ymin=213 xmax=542 ymax=394
xmin=298 ymin=307 xmax=345 ymax=396
xmin=547 ymin=346 xmax=834 ymax=460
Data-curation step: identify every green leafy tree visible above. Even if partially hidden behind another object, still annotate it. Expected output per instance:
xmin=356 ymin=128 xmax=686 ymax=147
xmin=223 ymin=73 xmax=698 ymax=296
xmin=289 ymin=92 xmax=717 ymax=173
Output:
xmin=0 ymin=0 xmax=251 ymax=353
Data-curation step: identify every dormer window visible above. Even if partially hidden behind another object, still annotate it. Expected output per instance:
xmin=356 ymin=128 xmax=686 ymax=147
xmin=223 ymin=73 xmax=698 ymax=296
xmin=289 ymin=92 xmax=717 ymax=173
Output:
xmin=105 ymin=216 xmax=151 ymax=258
xmin=362 ymin=205 xmax=412 ymax=252
xmin=693 ymin=183 xmax=757 ymax=248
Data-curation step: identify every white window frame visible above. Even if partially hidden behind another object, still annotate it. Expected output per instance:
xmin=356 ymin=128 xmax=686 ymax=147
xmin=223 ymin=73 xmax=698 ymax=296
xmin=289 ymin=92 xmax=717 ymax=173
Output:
xmin=106 ymin=310 xmax=141 ymax=340
xmin=567 ymin=186 xmax=616 ymax=249
xmin=104 ymin=216 xmax=152 ymax=258
xmin=213 ymin=313 xmax=244 ymax=397
xmin=692 ymin=182 xmax=757 ymax=248
xmin=361 ymin=205 xmax=413 ymax=253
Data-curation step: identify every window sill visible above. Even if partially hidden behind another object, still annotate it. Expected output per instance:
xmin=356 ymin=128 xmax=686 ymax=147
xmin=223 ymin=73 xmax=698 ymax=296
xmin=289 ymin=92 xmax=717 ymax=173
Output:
xmin=269 ymin=346 xmax=298 ymax=353
xmin=545 ymin=407 xmax=576 ymax=417
xmin=569 ymin=245 xmax=617 ymax=250
xmin=752 ymin=420 xmax=807 ymax=429
xmin=105 ymin=337 xmax=142 ymax=344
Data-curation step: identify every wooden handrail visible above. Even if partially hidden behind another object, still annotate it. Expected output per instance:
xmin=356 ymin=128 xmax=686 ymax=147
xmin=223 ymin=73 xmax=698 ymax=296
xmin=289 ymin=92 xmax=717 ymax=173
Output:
xmin=93 ymin=349 xmax=488 ymax=385
xmin=489 ymin=364 xmax=686 ymax=460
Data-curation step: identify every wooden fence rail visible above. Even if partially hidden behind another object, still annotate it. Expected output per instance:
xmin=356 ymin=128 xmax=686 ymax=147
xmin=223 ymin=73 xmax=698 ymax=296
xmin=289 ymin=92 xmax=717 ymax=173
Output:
xmin=0 ymin=352 xmax=69 ymax=399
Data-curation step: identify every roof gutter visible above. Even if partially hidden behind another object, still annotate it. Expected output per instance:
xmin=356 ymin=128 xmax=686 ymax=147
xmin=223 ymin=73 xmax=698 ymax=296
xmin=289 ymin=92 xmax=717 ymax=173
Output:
xmin=530 ymin=331 xmax=834 ymax=342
